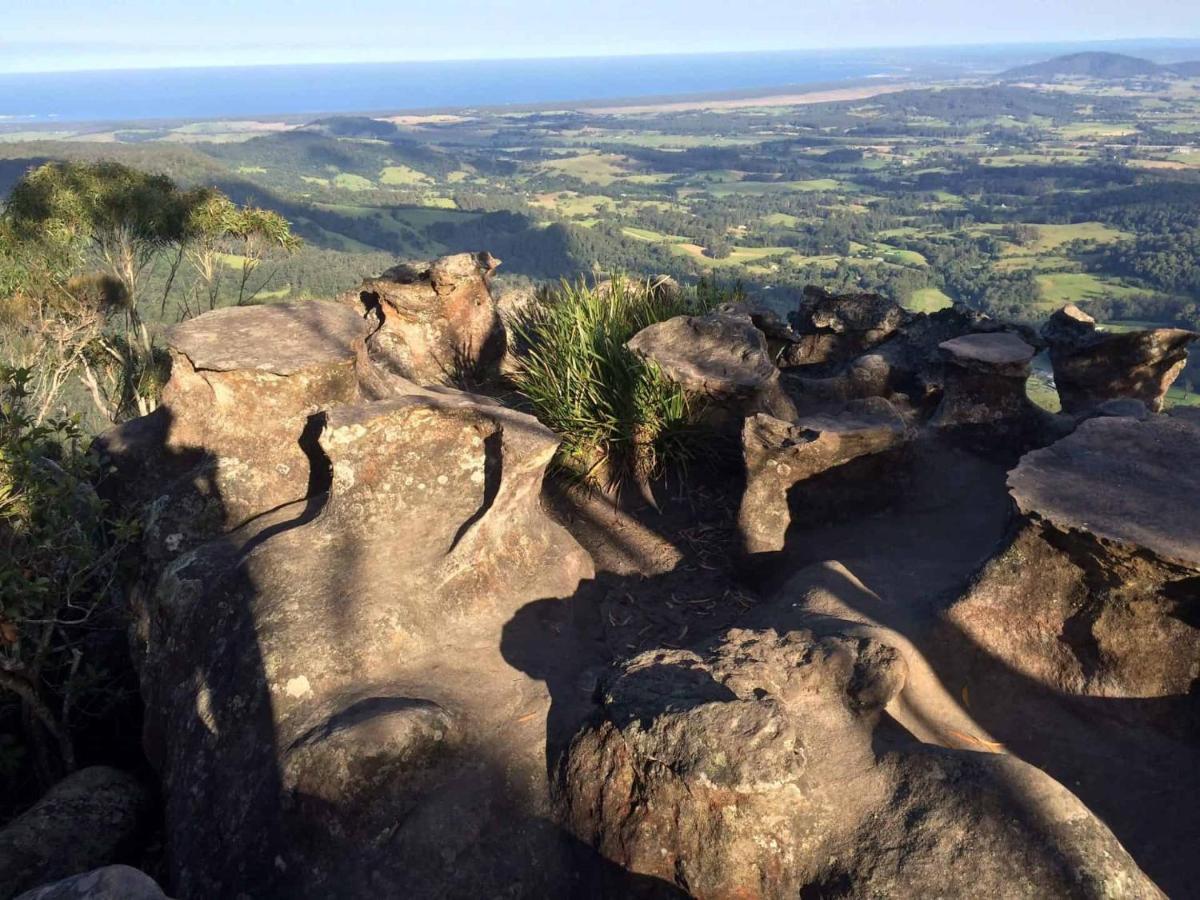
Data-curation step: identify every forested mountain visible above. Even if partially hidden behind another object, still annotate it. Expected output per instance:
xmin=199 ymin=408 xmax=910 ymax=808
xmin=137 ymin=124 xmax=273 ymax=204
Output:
xmin=1002 ymin=51 xmax=1200 ymax=80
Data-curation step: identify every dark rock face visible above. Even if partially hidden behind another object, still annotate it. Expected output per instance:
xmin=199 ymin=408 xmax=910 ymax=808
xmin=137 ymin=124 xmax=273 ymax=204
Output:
xmin=15 ymin=866 xmax=171 ymax=900
xmin=1041 ymin=304 xmax=1199 ymax=413
xmin=784 ymin=286 xmax=910 ymax=368
xmin=626 ymin=311 xmax=797 ymax=424
xmin=931 ymin=332 xmax=1048 ymax=444
xmin=716 ymin=300 xmax=802 ymax=361
xmin=340 ymin=251 xmax=506 ymax=386
xmin=738 ymin=398 xmax=910 ymax=553
xmin=0 ymin=768 xmax=149 ymax=898
xmin=947 ymin=414 xmax=1200 ymax=697
xmin=781 ymin=301 xmax=1036 ymax=419
xmin=560 ymin=628 xmax=1161 ymax=899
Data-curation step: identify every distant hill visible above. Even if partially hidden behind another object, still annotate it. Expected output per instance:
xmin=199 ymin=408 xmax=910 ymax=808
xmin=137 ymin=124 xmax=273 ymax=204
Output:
xmin=1002 ymin=51 xmax=1166 ymax=80
xmin=1169 ymin=60 xmax=1200 ymax=76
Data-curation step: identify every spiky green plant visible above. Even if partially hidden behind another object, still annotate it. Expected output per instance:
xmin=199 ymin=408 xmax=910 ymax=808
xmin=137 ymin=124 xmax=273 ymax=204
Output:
xmin=511 ymin=277 xmax=722 ymax=492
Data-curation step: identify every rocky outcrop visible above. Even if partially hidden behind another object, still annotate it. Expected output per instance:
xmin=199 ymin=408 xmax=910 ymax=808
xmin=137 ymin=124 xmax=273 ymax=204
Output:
xmin=1041 ymin=304 xmax=1199 ymax=413
xmin=16 ymin=866 xmax=171 ymax=900
xmin=0 ymin=768 xmax=150 ymax=898
xmin=626 ymin=311 xmax=797 ymax=425
xmin=340 ymin=251 xmax=505 ymax=386
xmin=930 ymin=332 xmax=1047 ymax=443
xmin=94 ymin=300 xmax=371 ymax=560
xmin=561 ymin=627 xmax=1161 ymax=899
xmin=946 ymin=413 xmax=1200 ymax=697
xmin=780 ymin=301 xmax=1038 ymax=418
xmin=133 ymin=376 xmax=592 ymax=897
xmin=716 ymin=300 xmax=802 ymax=361
xmin=738 ymin=398 xmax=910 ymax=553
xmin=781 ymin=286 xmax=910 ymax=369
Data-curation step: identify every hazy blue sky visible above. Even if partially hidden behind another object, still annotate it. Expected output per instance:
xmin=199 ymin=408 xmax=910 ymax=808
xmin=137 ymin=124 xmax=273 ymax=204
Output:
xmin=3 ymin=0 xmax=1199 ymax=72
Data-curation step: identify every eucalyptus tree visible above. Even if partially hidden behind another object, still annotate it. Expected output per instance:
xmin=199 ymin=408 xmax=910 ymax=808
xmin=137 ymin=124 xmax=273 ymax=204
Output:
xmin=1 ymin=161 xmax=299 ymax=422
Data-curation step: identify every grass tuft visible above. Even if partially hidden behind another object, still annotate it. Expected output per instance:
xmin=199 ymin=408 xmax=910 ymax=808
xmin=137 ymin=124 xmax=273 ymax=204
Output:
xmin=511 ymin=277 xmax=724 ymax=492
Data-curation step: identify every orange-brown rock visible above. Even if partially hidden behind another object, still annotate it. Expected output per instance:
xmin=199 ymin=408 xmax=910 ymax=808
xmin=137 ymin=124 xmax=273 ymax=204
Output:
xmin=341 ymin=251 xmax=505 ymax=386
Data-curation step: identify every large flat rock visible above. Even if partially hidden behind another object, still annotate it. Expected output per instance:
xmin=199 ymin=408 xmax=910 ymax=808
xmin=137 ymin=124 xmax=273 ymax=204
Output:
xmin=939 ymin=332 xmax=1035 ymax=373
xmin=1008 ymin=415 xmax=1200 ymax=570
xmin=169 ymin=301 xmax=367 ymax=375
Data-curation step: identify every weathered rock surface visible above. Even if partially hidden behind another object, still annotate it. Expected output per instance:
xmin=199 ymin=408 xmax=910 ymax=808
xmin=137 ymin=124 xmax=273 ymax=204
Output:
xmin=340 ymin=251 xmax=505 ymax=386
xmin=716 ymin=300 xmax=802 ymax=361
xmin=136 ymin=381 xmax=593 ymax=897
xmin=738 ymin=398 xmax=910 ymax=553
xmin=781 ymin=301 xmax=1039 ymax=419
xmin=95 ymin=300 xmax=371 ymax=559
xmin=0 ymin=768 xmax=149 ymax=898
xmin=627 ymin=311 xmax=797 ymax=424
xmin=16 ymin=866 xmax=171 ymax=900
xmin=784 ymin=285 xmax=910 ymax=368
xmin=781 ymin=352 xmax=894 ymax=405
xmin=561 ymin=627 xmax=1162 ymax=899
xmin=931 ymin=332 xmax=1047 ymax=442
xmin=1041 ymin=304 xmax=1199 ymax=413
xmin=947 ymin=414 xmax=1200 ymax=697
xmin=597 ymin=273 xmax=683 ymax=305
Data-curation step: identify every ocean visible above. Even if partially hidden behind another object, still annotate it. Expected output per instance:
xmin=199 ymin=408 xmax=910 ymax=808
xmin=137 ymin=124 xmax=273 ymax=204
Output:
xmin=0 ymin=51 xmax=896 ymax=124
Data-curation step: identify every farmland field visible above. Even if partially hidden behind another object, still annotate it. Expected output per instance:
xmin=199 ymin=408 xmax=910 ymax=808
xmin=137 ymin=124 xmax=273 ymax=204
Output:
xmin=3 ymin=70 xmax=1198 ymax=399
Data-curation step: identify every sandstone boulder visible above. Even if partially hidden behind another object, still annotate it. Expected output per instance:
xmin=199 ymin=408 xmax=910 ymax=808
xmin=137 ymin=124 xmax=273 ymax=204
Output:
xmin=781 ymin=351 xmax=894 ymax=405
xmin=738 ymin=398 xmax=910 ymax=553
xmin=716 ymin=300 xmax=802 ymax=361
xmin=340 ymin=251 xmax=505 ymax=386
xmin=0 ymin=768 xmax=149 ymax=898
xmin=597 ymin=273 xmax=682 ymax=305
xmin=561 ymin=627 xmax=1161 ymax=899
xmin=792 ymin=290 xmax=902 ymax=357
xmin=946 ymin=413 xmax=1200 ymax=697
xmin=780 ymin=304 xmax=1038 ymax=419
xmin=782 ymin=286 xmax=910 ymax=368
xmin=626 ymin=311 xmax=797 ymax=425
xmin=16 ymin=866 xmax=171 ymax=900
xmin=136 ymin=383 xmax=593 ymax=898
xmin=94 ymin=300 xmax=371 ymax=560
xmin=1041 ymin=304 xmax=1199 ymax=413
xmin=931 ymin=332 xmax=1044 ymax=441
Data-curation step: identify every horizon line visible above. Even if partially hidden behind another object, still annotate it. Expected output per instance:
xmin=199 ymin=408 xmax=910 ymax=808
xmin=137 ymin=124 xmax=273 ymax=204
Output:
xmin=4 ymin=34 xmax=1200 ymax=78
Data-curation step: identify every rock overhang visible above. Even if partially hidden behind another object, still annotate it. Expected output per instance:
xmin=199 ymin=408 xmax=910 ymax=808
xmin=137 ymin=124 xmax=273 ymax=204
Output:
xmin=1007 ymin=414 xmax=1200 ymax=570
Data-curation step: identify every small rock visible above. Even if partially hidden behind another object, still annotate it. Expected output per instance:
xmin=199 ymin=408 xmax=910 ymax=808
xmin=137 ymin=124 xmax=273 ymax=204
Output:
xmin=794 ymin=285 xmax=909 ymax=340
xmin=0 ymin=768 xmax=149 ymax=898
xmin=15 ymin=866 xmax=170 ymax=900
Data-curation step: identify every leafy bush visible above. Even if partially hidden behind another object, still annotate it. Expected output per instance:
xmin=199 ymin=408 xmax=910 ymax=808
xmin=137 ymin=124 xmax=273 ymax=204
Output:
xmin=511 ymin=277 xmax=723 ymax=492
xmin=0 ymin=367 xmax=135 ymax=784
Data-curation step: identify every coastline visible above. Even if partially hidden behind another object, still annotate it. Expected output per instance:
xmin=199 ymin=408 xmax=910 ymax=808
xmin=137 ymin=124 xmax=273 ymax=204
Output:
xmin=0 ymin=75 xmax=926 ymax=135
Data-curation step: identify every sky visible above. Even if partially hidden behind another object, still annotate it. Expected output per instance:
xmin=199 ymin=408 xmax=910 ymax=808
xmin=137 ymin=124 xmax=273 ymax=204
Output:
xmin=2 ymin=0 xmax=1199 ymax=73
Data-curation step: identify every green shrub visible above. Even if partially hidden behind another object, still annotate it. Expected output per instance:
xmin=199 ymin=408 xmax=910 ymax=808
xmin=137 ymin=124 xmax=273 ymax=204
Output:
xmin=511 ymin=277 xmax=723 ymax=492
xmin=0 ymin=366 xmax=135 ymax=783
